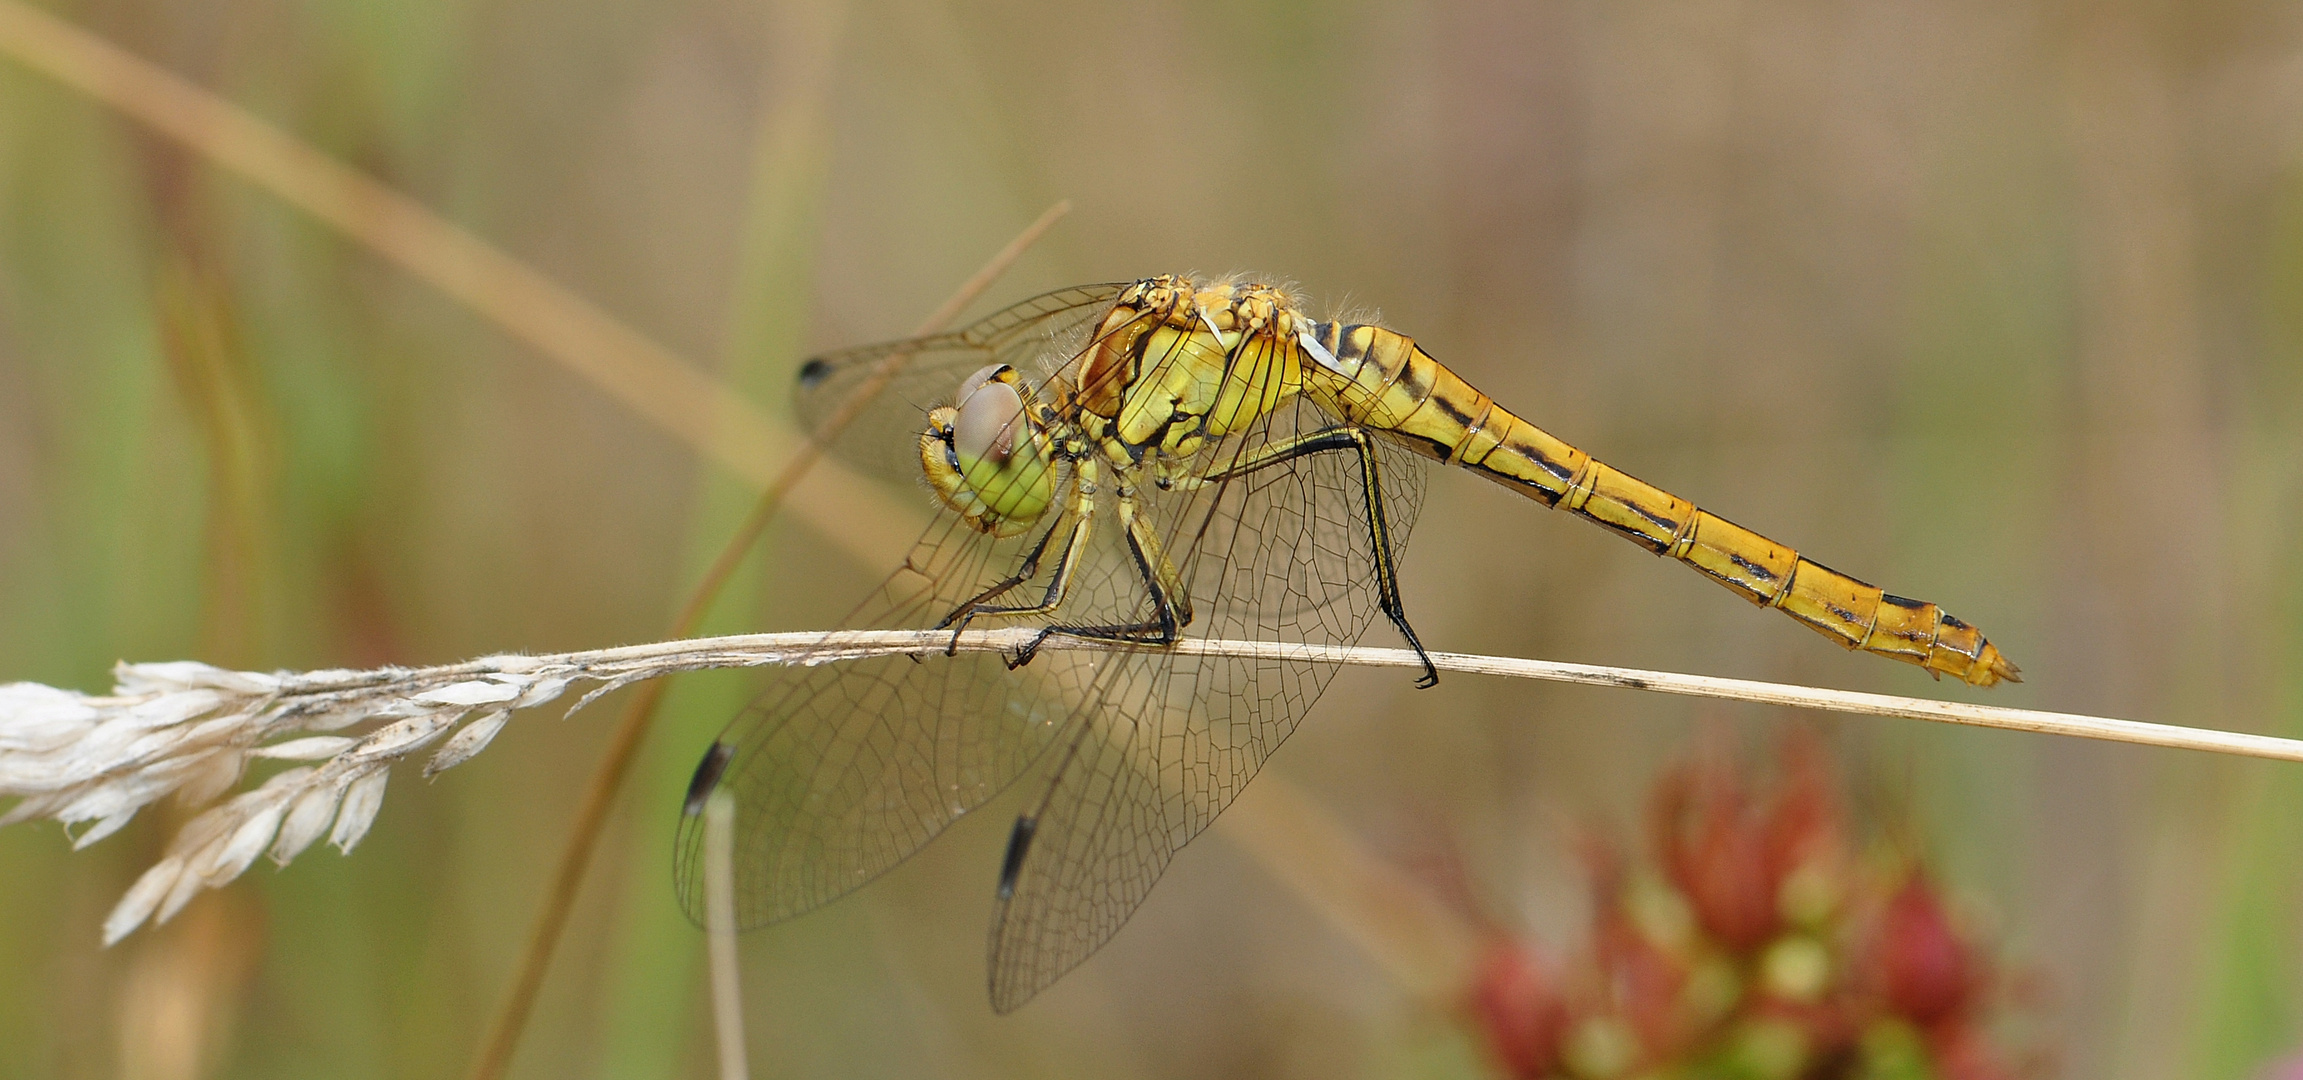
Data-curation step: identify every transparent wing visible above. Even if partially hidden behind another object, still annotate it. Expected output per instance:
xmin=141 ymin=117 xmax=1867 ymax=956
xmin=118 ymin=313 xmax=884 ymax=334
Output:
xmin=669 ymin=504 xmax=1095 ymax=927
xmin=985 ymin=391 xmax=1428 ymax=1011
xmin=680 ymin=303 xmax=1429 ymax=1012
xmin=792 ymin=283 xmax=1131 ymax=482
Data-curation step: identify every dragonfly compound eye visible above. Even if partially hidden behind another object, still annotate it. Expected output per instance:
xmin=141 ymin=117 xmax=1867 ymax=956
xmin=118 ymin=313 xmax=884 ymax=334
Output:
xmin=918 ymin=367 xmax=1054 ymax=537
xmin=953 ymin=373 xmax=1024 ymax=466
xmin=953 ymin=362 xmax=1004 ymax=406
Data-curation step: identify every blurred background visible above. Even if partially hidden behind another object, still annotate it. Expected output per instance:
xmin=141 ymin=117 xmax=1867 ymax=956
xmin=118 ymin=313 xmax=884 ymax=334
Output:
xmin=0 ymin=0 xmax=2299 ymax=1075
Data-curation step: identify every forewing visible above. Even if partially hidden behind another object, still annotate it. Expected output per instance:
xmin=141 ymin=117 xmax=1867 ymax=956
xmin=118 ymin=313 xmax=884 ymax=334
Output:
xmin=676 ymin=283 xmax=1139 ymax=930
xmin=985 ymin=389 xmax=1430 ymax=1011
xmin=691 ymin=300 xmax=1438 ymax=1005
xmin=673 ymin=507 xmax=1108 ymax=928
xmin=792 ymin=283 xmax=1130 ymax=482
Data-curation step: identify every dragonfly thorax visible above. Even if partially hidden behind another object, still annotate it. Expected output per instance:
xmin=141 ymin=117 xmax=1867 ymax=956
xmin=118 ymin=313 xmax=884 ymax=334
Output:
xmin=1076 ymin=276 xmax=1309 ymax=465
xmin=921 ymin=363 xmax=1059 ymax=537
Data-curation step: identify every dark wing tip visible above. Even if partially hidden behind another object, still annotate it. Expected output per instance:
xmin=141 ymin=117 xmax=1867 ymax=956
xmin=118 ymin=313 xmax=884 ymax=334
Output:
xmin=682 ymin=740 xmax=736 ymax=816
xmin=796 ymin=356 xmax=833 ymax=388
xmin=996 ymin=815 xmax=1038 ymax=901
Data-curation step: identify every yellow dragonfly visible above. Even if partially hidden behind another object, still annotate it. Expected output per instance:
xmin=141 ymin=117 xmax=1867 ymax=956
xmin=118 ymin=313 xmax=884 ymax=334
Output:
xmin=674 ymin=275 xmax=2017 ymax=1012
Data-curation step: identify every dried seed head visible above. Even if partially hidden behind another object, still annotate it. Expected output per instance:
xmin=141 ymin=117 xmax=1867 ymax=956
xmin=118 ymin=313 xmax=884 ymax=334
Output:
xmin=0 ymin=654 xmax=607 ymax=943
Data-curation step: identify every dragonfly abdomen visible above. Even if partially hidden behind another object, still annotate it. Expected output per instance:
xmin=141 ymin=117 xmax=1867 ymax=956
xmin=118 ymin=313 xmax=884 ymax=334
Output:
xmin=1304 ymin=321 xmax=2019 ymax=687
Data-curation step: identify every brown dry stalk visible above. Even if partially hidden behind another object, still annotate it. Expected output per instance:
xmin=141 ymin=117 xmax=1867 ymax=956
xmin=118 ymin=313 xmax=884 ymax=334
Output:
xmin=0 ymin=0 xmax=914 ymax=569
xmin=1219 ymin=772 xmax=1485 ymax=1000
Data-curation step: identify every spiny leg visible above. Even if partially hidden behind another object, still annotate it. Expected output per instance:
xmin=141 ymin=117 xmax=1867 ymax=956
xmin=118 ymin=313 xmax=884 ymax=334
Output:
xmin=938 ymin=506 xmax=1090 ymax=637
xmin=938 ymin=460 xmax=1100 ymax=659
xmin=1012 ymin=490 xmax=1191 ymax=669
xmin=1189 ymin=425 xmax=1440 ymax=688
xmin=938 ymin=509 xmax=1069 ymax=625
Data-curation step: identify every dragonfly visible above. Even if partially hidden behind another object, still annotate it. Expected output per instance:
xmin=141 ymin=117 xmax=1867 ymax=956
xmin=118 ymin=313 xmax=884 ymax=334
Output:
xmin=672 ymin=275 xmax=2018 ymax=1012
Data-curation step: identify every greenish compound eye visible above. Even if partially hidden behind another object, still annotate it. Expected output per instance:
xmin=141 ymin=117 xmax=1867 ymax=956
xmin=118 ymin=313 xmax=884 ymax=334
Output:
xmin=927 ymin=364 xmax=1055 ymax=536
xmin=952 ymin=367 xmax=1023 ymax=468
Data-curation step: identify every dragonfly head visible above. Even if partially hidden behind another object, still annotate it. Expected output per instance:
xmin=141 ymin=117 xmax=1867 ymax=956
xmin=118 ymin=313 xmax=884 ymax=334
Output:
xmin=922 ymin=364 xmax=1056 ymax=537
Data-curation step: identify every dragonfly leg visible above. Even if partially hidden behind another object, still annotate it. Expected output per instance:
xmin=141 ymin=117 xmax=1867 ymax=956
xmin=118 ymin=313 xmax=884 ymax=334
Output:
xmin=1194 ymin=426 xmax=1440 ymax=688
xmin=938 ymin=507 xmax=1077 ymax=626
xmin=938 ymin=506 xmax=1095 ymax=662
xmin=1010 ymin=489 xmax=1191 ymax=668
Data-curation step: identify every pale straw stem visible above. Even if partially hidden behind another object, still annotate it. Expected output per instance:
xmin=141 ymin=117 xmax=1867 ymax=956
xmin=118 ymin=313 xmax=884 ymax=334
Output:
xmin=703 ymin=792 xmax=749 ymax=1080
xmin=276 ymin=630 xmax=2303 ymax=763
xmin=10 ymin=632 xmax=2294 ymax=991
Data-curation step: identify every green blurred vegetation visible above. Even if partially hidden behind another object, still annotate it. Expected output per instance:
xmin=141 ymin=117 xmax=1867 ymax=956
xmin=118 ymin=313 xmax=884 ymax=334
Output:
xmin=1 ymin=0 xmax=2300 ymax=1077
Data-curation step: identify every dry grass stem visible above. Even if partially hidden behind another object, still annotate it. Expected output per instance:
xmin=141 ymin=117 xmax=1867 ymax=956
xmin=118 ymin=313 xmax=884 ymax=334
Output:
xmin=0 ymin=0 xmax=918 ymax=568
xmin=703 ymin=792 xmax=749 ymax=1080
xmin=6 ymin=630 xmax=2294 ymax=947
xmin=1222 ymin=774 xmax=1485 ymax=1001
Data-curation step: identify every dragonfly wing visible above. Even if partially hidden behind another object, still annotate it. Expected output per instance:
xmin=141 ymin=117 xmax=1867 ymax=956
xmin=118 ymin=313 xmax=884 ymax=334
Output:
xmin=985 ymin=395 xmax=1431 ymax=1010
xmin=986 ymin=670 xmax=1171 ymax=1013
xmin=793 ymin=283 xmax=1131 ymax=483
xmin=672 ymin=512 xmax=1107 ymax=927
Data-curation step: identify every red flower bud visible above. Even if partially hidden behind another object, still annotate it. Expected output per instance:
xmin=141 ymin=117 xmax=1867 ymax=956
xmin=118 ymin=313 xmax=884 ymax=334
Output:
xmin=1649 ymin=749 xmax=1839 ymax=954
xmin=1468 ymin=941 xmax=1568 ymax=1079
xmin=1876 ymin=875 xmax=1974 ymax=1026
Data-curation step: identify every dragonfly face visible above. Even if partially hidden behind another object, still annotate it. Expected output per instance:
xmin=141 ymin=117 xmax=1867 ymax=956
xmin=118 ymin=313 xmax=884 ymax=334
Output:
xmin=682 ymin=273 xmax=2017 ymax=1017
xmin=921 ymin=363 xmax=1058 ymax=537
